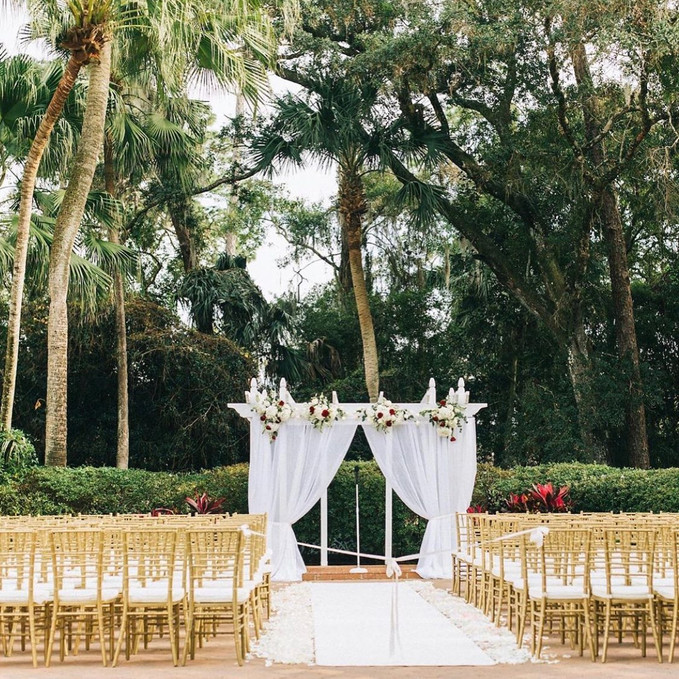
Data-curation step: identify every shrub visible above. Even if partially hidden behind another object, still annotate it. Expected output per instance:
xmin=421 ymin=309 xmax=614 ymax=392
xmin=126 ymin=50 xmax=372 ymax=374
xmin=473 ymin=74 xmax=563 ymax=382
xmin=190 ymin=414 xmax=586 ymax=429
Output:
xmin=0 ymin=429 xmax=38 ymax=473
xmin=3 ymin=462 xmax=679 ymax=563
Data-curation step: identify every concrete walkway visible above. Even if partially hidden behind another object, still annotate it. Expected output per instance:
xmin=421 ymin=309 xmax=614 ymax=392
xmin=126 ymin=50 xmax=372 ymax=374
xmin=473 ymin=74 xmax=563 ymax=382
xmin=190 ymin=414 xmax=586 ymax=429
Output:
xmin=1 ymin=579 xmax=677 ymax=678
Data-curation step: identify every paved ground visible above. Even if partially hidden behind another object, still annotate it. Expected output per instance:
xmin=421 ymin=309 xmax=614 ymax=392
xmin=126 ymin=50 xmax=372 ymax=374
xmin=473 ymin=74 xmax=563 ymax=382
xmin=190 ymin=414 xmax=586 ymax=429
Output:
xmin=1 ymin=638 xmax=677 ymax=679
xmin=1 ymin=580 xmax=678 ymax=678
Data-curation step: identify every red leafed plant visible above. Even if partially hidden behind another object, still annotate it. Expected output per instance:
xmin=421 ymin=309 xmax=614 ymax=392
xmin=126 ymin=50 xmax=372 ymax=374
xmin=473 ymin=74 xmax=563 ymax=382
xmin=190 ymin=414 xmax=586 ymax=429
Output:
xmin=505 ymin=492 xmax=534 ymax=513
xmin=504 ymin=483 xmax=572 ymax=513
xmin=529 ymin=482 xmax=572 ymax=512
xmin=186 ymin=493 xmax=225 ymax=515
xmin=466 ymin=504 xmax=486 ymax=513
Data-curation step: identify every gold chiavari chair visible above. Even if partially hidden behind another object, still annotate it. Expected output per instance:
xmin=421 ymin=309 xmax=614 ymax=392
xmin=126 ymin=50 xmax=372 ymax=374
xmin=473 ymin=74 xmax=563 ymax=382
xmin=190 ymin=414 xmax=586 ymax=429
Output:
xmin=112 ymin=528 xmax=185 ymax=667
xmin=45 ymin=529 xmax=121 ymax=667
xmin=182 ymin=527 xmax=250 ymax=666
xmin=655 ymin=527 xmax=679 ymax=662
xmin=526 ymin=528 xmax=595 ymax=660
xmin=0 ymin=530 xmax=51 ymax=667
xmin=590 ymin=527 xmax=662 ymax=663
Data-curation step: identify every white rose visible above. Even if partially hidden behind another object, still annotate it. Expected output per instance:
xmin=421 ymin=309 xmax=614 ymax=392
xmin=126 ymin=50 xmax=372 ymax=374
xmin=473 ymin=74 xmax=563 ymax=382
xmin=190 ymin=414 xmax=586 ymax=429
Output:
xmin=268 ymin=421 xmax=280 ymax=432
xmin=279 ymin=408 xmax=291 ymax=422
xmin=438 ymin=427 xmax=452 ymax=438
xmin=438 ymin=406 xmax=452 ymax=420
xmin=265 ymin=405 xmax=278 ymax=419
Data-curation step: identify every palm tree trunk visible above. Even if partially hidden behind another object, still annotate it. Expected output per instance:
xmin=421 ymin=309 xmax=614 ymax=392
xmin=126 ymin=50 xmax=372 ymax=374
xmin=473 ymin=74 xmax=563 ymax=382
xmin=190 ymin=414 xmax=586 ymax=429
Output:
xmin=0 ymin=55 xmax=84 ymax=432
xmin=339 ymin=166 xmax=379 ymax=401
xmin=45 ymin=41 xmax=112 ymax=467
xmin=104 ymin=136 xmax=130 ymax=469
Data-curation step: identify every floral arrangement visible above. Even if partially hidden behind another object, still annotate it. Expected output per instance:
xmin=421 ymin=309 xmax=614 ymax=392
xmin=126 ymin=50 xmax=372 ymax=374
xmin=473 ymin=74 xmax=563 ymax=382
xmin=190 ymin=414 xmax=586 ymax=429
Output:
xmin=422 ymin=398 xmax=466 ymax=442
xmin=303 ymin=394 xmax=345 ymax=431
xmin=250 ymin=391 xmax=294 ymax=441
xmin=358 ymin=396 xmax=412 ymax=433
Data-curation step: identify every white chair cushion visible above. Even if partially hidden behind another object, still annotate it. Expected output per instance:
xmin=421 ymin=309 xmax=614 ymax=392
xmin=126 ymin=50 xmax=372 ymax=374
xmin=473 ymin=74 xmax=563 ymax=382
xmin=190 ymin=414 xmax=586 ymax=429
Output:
xmin=128 ymin=586 xmax=185 ymax=605
xmin=591 ymin=584 xmax=653 ymax=600
xmin=654 ymin=585 xmax=676 ymax=600
xmin=529 ymin=584 xmax=588 ymax=601
xmin=58 ymin=587 xmax=120 ymax=605
xmin=192 ymin=586 xmax=250 ymax=604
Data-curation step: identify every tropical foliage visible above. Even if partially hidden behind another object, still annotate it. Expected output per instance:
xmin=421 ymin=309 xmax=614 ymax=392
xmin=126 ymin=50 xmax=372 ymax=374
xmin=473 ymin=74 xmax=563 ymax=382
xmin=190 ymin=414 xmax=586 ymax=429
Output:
xmin=0 ymin=0 xmax=678 ymax=474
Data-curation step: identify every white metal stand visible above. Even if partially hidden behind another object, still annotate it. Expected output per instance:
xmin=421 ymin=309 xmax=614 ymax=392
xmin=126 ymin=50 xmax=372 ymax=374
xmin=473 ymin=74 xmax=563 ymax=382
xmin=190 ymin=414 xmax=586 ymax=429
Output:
xmin=350 ymin=465 xmax=367 ymax=574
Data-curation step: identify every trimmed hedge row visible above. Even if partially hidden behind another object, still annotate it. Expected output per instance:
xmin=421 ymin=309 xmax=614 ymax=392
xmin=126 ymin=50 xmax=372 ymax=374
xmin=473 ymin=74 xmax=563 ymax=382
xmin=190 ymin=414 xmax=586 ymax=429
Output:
xmin=2 ymin=462 xmax=679 ymax=562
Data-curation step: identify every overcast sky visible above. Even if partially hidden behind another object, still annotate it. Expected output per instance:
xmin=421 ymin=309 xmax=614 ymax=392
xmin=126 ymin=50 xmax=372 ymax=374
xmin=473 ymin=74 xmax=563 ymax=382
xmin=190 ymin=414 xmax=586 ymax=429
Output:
xmin=0 ymin=7 xmax=336 ymax=299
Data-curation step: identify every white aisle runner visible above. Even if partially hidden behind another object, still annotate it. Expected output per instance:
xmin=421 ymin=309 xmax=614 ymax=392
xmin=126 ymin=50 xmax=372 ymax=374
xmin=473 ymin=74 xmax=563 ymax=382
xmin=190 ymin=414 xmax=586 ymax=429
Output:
xmin=310 ymin=582 xmax=495 ymax=666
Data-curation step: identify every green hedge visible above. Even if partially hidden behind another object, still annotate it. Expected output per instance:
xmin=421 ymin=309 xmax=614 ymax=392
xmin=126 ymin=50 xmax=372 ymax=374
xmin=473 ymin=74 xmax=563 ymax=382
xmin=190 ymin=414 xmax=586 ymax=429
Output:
xmin=473 ymin=462 xmax=679 ymax=513
xmin=2 ymin=462 xmax=679 ymax=563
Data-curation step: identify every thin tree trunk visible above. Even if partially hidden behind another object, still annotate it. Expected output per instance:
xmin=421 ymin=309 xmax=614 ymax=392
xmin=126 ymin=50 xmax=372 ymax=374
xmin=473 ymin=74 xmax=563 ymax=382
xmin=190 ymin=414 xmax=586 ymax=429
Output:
xmin=566 ymin=328 xmax=608 ymax=463
xmin=571 ymin=42 xmax=649 ymax=468
xmin=104 ymin=136 xmax=129 ymax=469
xmin=339 ymin=167 xmax=379 ymax=401
xmin=225 ymin=93 xmax=245 ymax=258
xmin=45 ymin=41 xmax=112 ymax=467
xmin=0 ymin=56 xmax=84 ymax=432
xmin=599 ymin=189 xmax=649 ymax=468
xmin=169 ymin=202 xmax=199 ymax=272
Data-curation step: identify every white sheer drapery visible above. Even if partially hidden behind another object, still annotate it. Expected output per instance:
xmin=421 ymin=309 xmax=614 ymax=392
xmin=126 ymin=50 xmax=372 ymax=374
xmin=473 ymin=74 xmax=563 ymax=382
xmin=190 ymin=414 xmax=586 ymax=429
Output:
xmin=248 ymin=419 xmax=358 ymax=582
xmin=363 ymin=418 xmax=478 ymax=579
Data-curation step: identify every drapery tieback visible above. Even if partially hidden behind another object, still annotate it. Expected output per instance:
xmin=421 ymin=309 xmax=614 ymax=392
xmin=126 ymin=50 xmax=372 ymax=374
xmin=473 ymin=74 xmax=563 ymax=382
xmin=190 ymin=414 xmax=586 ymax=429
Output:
xmin=428 ymin=513 xmax=456 ymax=522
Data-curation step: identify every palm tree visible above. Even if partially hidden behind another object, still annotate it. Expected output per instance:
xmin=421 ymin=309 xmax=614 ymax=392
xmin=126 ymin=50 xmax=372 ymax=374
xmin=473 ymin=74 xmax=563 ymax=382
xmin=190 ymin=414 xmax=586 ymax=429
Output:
xmin=250 ymin=76 xmax=383 ymax=400
xmin=0 ymin=3 xmax=105 ymax=431
xmin=37 ymin=0 xmax=281 ymax=465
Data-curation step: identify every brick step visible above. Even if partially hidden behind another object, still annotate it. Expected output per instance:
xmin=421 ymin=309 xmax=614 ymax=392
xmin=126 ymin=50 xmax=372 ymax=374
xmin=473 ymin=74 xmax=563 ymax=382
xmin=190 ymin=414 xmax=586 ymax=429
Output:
xmin=302 ymin=564 xmax=421 ymax=581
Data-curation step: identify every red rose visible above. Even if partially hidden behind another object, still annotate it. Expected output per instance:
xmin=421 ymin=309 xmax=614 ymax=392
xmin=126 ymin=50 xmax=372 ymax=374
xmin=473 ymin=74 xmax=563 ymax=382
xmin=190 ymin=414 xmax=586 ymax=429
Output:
xmin=439 ymin=421 xmax=446 ymax=427
xmin=309 ymin=406 xmax=315 ymax=414
xmin=389 ymin=408 xmax=396 ymax=415
xmin=376 ymin=412 xmax=383 ymax=419
xmin=265 ymin=424 xmax=271 ymax=430
xmin=260 ymin=415 xmax=266 ymax=421
xmin=321 ymin=409 xmax=330 ymax=417
xmin=278 ymin=400 xmax=285 ymax=407
xmin=386 ymin=420 xmax=393 ymax=427
xmin=439 ymin=399 xmax=446 ymax=406
xmin=450 ymin=436 xmax=456 ymax=442
xmin=432 ymin=416 xmax=439 ymax=422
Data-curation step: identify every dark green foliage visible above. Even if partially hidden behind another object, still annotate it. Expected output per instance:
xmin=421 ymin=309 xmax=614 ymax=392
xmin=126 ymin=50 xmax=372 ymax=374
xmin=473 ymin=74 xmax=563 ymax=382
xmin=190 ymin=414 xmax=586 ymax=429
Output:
xmin=0 ymin=297 xmax=254 ymax=471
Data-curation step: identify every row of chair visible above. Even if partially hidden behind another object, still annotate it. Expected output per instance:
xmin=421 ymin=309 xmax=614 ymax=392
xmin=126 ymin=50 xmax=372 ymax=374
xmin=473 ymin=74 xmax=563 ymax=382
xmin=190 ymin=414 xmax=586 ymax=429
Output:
xmin=453 ymin=512 xmax=679 ymax=663
xmin=0 ymin=513 xmax=270 ymax=668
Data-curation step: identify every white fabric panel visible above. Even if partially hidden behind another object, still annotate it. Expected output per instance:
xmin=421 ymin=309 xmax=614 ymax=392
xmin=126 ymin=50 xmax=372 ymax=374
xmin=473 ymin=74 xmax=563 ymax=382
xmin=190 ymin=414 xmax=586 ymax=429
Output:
xmin=248 ymin=419 xmax=358 ymax=582
xmin=363 ymin=418 xmax=478 ymax=579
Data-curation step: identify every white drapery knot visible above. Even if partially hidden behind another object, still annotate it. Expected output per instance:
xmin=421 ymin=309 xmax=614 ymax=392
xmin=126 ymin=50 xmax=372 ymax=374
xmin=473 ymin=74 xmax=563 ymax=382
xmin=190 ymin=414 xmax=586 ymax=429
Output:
xmin=427 ymin=513 xmax=455 ymax=522
xmin=385 ymin=558 xmax=402 ymax=579
xmin=530 ymin=526 xmax=550 ymax=547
